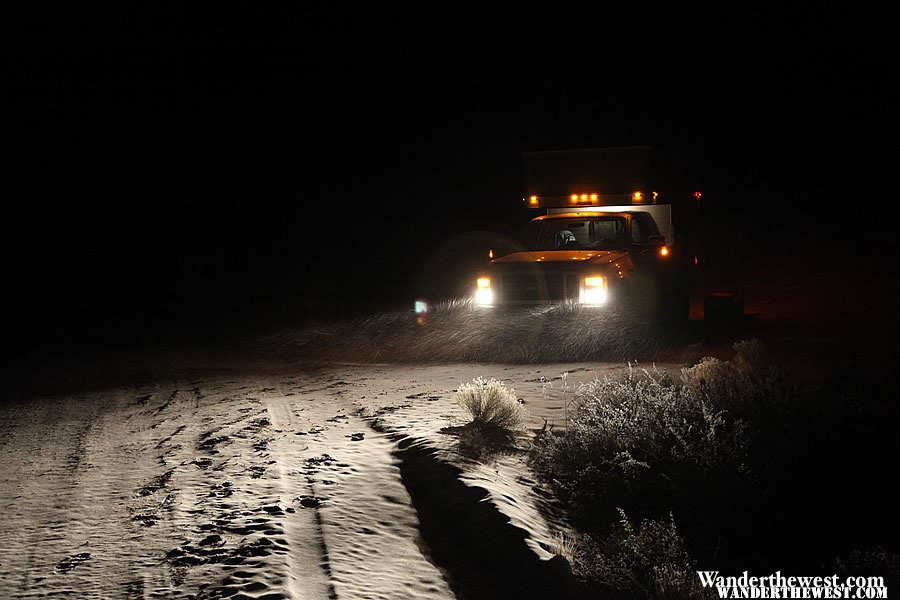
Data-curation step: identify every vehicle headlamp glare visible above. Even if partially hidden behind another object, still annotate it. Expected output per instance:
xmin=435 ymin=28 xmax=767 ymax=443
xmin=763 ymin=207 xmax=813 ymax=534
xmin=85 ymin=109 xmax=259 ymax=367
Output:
xmin=580 ymin=275 xmax=608 ymax=306
xmin=475 ymin=277 xmax=493 ymax=306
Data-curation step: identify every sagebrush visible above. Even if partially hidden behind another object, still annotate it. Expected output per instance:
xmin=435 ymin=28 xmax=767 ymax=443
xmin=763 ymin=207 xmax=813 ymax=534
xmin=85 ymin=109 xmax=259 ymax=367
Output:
xmin=574 ymin=510 xmax=708 ymax=599
xmin=456 ymin=377 xmax=524 ymax=431
xmin=529 ymin=340 xmax=900 ymax=587
xmin=529 ymin=354 xmax=754 ymax=528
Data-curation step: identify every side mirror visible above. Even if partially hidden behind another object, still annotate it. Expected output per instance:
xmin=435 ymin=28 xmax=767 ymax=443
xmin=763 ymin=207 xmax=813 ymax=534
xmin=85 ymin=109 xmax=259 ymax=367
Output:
xmin=647 ymin=235 xmax=666 ymax=246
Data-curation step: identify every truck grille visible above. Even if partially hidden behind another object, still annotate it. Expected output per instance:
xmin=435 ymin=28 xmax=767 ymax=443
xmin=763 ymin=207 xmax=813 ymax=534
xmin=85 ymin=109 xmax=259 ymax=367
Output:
xmin=498 ymin=271 xmax=579 ymax=303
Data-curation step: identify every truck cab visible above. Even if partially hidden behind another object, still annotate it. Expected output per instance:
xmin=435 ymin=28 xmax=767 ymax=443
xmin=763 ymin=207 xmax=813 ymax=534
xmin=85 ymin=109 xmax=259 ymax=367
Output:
xmin=475 ymin=208 xmax=673 ymax=307
xmin=472 ymin=147 xmax=699 ymax=322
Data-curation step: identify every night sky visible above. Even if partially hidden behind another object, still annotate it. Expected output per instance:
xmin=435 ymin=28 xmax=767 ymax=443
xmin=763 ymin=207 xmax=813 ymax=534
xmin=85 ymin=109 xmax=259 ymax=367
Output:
xmin=5 ymin=9 xmax=898 ymax=362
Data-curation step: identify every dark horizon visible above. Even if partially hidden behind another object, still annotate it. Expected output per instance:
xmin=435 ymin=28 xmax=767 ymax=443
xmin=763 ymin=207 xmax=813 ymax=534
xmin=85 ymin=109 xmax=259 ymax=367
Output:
xmin=6 ymin=26 xmax=899 ymax=363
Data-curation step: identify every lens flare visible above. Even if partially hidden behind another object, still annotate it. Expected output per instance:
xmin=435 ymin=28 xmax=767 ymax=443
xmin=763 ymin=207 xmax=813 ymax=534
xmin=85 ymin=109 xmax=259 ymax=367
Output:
xmin=475 ymin=288 xmax=494 ymax=306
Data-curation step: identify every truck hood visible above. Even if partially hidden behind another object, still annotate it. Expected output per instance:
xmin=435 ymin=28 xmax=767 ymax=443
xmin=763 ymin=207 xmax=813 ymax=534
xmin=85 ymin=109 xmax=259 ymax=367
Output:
xmin=491 ymin=250 xmax=628 ymax=265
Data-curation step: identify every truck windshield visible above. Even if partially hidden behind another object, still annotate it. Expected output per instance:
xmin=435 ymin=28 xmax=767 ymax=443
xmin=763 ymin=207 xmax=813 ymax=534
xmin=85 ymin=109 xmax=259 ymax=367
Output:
xmin=523 ymin=217 xmax=627 ymax=251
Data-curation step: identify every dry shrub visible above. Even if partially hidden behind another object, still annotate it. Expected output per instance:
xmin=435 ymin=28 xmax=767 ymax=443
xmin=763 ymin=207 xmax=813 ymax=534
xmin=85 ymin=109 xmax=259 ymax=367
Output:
xmin=529 ymin=358 xmax=751 ymax=527
xmin=530 ymin=339 xmax=900 ymax=588
xmin=451 ymin=377 xmax=525 ymax=459
xmin=261 ymin=299 xmax=666 ymax=364
xmin=575 ymin=510 xmax=709 ymax=599
xmin=456 ymin=377 xmax=524 ymax=431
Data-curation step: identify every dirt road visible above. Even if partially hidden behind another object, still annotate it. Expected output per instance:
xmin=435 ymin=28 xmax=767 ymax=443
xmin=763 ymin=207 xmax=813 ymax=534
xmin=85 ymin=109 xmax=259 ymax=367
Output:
xmin=0 ymin=361 xmax=640 ymax=599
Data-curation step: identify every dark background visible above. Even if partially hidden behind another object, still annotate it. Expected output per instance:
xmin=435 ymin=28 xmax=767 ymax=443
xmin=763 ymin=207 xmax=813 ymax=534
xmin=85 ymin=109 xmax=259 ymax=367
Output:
xmin=5 ymin=8 xmax=898 ymax=364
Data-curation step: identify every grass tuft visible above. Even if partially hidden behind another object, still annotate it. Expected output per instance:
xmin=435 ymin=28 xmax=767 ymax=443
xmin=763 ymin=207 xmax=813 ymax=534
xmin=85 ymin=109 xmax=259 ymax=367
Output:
xmin=456 ymin=377 xmax=524 ymax=430
xmin=260 ymin=299 xmax=671 ymax=364
xmin=451 ymin=377 xmax=524 ymax=459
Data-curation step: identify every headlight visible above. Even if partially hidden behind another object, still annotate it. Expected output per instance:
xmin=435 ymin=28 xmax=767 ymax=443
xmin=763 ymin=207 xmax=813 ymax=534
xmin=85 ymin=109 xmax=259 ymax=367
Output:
xmin=475 ymin=276 xmax=493 ymax=306
xmin=580 ymin=275 xmax=608 ymax=306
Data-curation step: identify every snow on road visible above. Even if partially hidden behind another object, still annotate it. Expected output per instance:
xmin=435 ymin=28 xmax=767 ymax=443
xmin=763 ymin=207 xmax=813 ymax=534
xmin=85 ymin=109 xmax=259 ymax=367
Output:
xmin=0 ymin=360 xmax=647 ymax=598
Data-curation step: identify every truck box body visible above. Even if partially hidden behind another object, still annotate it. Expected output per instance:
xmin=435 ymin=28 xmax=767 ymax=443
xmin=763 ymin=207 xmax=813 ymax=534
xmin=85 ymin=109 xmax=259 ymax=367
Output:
xmin=523 ymin=146 xmax=699 ymax=255
xmin=524 ymin=146 xmax=655 ymax=199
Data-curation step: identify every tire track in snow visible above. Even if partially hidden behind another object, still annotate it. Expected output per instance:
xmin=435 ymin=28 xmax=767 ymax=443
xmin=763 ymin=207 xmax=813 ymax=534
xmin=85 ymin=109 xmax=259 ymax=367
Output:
xmin=151 ymin=380 xmax=295 ymax=598
xmin=266 ymin=397 xmax=338 ymax=600
xmin=267 ymin=376 xmax=453 ymax=600
xmin=2 ymin=368 xmax=472 ymax=598
xmin=0 ymin=387 xmax=177 ymax=596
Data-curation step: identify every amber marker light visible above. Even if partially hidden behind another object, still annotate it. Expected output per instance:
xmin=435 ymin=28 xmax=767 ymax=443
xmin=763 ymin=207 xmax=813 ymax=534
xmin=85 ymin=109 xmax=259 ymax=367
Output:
xmin=528 ymin=195 xmax=539 ymax=206
xmin=580 ymin=194 xmax=588 ymax=202
xmin=570 ymin=194 xmax=578 ymax=202
xmin=659 ymin=246 xmax=670 ymax=257
xmin=633 ymin=191 xmax=644 ymax=202
xmin=590 ymin=193 xmax=598 ymax=201
xmin=488 ymin=249 xmax=494 ymax=259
